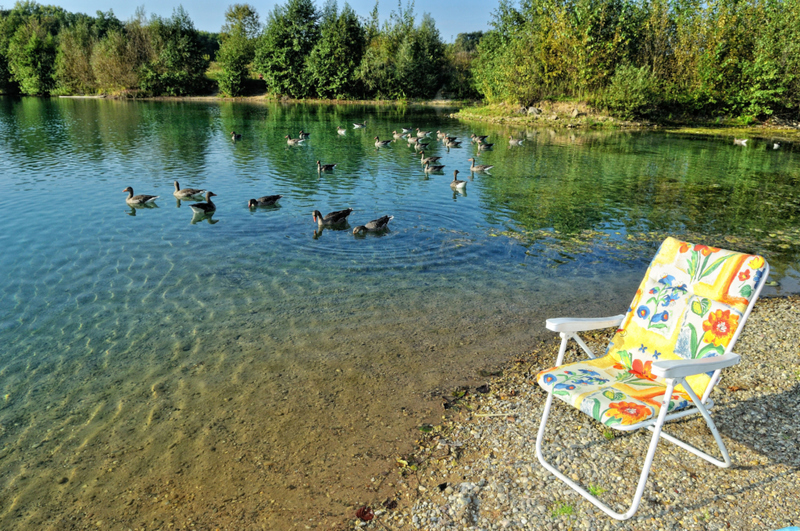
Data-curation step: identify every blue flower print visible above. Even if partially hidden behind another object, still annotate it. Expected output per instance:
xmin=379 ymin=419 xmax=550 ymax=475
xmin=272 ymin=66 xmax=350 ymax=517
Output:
xmin=554 ymin=383 xmax=577 ymax=391
xmin=662 ymin=290 xmax=683 ymax=306
xmin=653 ymin=350 xmax=662 ymax=359
xmin=579 ymin=369 xmax=601 ymax=378
xmin=651 ymin=310 xmax=669 ymax=322
xmin=543 ymin=373 xmax=556 ymax=385
xmin=658 ymin=274 xmax=676 ymax=287
xmin=649 ymin=288 xmax=657 ymax=294
xmin=753 ymin=269 xmax=763 ymax=286
xmin=636 ymin=305 xmax=651 ymax=319
xmin=638 ymin=344 xmax=648 ymax=353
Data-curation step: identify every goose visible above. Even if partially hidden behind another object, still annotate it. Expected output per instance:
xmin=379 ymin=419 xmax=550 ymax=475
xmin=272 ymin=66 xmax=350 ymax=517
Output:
xmin=415 ymin=142 xmax=430 ymax=151
xmin=424 ymin=162 xmax=445 ymax=173
xmin=443 ymin=136 xmax=458 ymax=143
xmin=420 ymin=151 xmax=442 ymax=165
xmin=471 ymin=134 xmax=489 ymax=143
xmin=733 ymin=138 xmax=748 ymax=146
xmin=392 ymin=130 xmax=404 ymax=139
xmin=248 ymin=195 xmax=282 ymax=207
xmin=509 ymin=135 xmax=524 ymax=146
xmin=230 ymin=131 xmax=242 ymax=140
xmin=337 ymin=126 xmax=346 ymax=135
xmin=173 ymin=181 xmax=206 ymax=199
xmin=773 ymin=142 xmax=781 ymax=150
xmin=317 ymin=160 xmax=337 ymax=172
xmin=467 ymin=158 xmax=494 ymax=172
xmin=189 ymin=192 xmax=217 ymax=214
xmin=312 ymin=208 xmax=353 ymax=227
xmin=285 ymin=135 xmax=305 ymax=145
xmin=445 ymin=140 xmax=462 ymax=148
xmin=353 ymin=215 xmax=393 ymax=235
xmin=436 ymin=130 xmax=447 ymax=139
xmin=353 ymin=121 xmax=367 ymax=128
xmin=416 ymin=128 xmax=432 ymax=137
xmin=450 ymin=170 xmax=467 ymax=190
xmin=298 ymin=130 xmax=310 ymax=139
xmin=477 ymin=142 xmax=494 ymax=151
xmin=401 ymin=127 xmax=413 ymax=134
xmin=407 ymin=136 xmax=419 ymax=145
xmin=374 ymin=136 xmax=392 ymax=147
xmin=123 ymin=186 xmax=158 ymax=205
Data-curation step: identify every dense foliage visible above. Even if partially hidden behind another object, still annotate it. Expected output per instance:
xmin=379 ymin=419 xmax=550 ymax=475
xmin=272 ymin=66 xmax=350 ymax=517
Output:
xmin=2 ymin=0 xmax=798 ymax=119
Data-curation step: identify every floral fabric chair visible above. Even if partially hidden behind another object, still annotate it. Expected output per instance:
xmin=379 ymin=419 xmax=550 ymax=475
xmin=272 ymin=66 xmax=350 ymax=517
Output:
xmin=534 ymin=237 xmax=769 ymax=520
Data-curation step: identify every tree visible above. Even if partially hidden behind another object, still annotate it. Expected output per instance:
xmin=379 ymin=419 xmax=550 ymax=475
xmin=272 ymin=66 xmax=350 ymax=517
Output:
xmin=55 ymin=19 xmax=96 ymax=94
xmin=7 ymin=18 xmax=57 ymax=94
xmin=253 ymin=0 xmax=319 ymax=97
xmin=217 ymin=4 xmax=259 ymax=97
xmin=305 ymin=2 xmax=366 ymax=98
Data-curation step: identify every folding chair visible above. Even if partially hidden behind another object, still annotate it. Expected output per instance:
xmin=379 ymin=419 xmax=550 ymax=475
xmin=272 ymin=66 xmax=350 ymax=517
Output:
xmin=535 ymin=237 xmax=769 ymax=520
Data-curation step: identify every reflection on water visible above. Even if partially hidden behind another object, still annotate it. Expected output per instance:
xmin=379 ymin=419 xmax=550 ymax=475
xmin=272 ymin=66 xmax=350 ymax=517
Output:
xmin=0 ymin=97 xmax=798 ymax=529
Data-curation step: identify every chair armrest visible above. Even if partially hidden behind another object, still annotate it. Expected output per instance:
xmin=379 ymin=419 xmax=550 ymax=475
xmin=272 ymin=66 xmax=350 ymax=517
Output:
xmin=546 ymin=315 xmax=625 ymax=333
xmin=651 ymin=352 xmax=741 ymax=379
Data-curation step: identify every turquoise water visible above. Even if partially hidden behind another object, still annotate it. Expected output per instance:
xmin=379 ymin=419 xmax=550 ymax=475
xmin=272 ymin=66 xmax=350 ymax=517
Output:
xmin=0 ymin=97 xmax=798 ymax=529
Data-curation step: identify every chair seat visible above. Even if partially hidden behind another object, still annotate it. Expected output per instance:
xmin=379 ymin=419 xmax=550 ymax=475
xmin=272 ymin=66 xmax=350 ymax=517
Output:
xmin=537 ymin=356 xmax=692 ymax=427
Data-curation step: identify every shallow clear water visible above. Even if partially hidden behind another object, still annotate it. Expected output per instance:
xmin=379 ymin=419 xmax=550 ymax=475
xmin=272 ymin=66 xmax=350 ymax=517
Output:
xmin=0 ymin=97 xmax=798 ymax=528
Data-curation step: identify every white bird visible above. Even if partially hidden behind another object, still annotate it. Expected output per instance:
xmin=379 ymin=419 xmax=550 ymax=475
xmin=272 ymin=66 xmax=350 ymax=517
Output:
xmin=734 ymin=138 xmax=748 ymax=146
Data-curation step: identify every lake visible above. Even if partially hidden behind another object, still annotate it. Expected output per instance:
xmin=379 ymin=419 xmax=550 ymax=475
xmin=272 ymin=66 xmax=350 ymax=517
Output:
xmin=0 ymin=97 xmax=798 ymax=529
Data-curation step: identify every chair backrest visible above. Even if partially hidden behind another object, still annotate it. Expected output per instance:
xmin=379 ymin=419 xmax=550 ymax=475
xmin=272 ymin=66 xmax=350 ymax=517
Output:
xmin=606 ymin=237 xmax=769 ymax=397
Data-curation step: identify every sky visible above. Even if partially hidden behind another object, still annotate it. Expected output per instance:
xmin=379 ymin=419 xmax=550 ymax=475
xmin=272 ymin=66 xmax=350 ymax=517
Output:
xmin=41 ymin=0 xmax=494 ymax=43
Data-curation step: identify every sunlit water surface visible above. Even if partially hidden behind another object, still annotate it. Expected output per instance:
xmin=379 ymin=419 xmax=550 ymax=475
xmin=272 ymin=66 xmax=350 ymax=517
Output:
xmin=0 ymin=98 xmax=798 ymax=529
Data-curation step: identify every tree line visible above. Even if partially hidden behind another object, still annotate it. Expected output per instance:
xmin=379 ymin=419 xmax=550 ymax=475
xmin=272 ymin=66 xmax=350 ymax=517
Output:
xmin=1 ymin=0 xmax=798 ymax=120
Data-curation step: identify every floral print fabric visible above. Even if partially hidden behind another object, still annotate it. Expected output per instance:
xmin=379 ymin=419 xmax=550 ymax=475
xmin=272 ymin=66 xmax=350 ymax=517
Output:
xmin=538 ymin=237 xmax=767 ymax=427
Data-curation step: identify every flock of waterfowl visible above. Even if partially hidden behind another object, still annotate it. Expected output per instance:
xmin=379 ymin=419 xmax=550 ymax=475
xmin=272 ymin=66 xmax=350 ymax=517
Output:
xmin=124 ymin=123 xmax=516 ymax=233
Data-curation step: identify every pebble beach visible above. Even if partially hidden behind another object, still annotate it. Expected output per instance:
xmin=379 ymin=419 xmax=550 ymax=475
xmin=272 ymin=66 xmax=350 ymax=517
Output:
xmin=347 ymin=295 xmax=800 ymax=531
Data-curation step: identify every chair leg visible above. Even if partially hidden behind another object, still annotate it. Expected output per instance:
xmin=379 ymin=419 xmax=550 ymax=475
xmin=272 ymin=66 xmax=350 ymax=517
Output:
xmin=535 ymin=381 xmax=677 ymax=521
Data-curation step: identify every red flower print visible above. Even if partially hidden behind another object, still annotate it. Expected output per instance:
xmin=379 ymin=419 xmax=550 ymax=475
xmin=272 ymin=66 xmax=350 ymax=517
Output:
xmin=607 ymin=401 xmax=650 ymax=425
xmin=693 ymin=244 xmax=720 ymax=256
xmin=738 ymin=269 xmax=750 ymax=281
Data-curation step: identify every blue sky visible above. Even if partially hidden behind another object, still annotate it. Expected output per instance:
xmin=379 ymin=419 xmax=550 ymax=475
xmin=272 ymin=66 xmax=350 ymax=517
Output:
xmin=43 ymin=0 xmax=494 ymax=42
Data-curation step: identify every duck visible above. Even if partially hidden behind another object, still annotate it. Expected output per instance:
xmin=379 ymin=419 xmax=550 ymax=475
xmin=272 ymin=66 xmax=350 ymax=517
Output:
xmin=123 ymin=186 xmax=158 ymax=205
xmin=353 ymin=121 xmax=367 ymax=128
xmin=337 ymin=126 xmax=346 ymax=135
xmin=445 ymin=139 xmax=462 ymax=148
xmin=189 ymin=192 xmax=217 ymax=214
xmin=477 ymin=142 xmax=494 ymax=151
xmin=352 ymin=215 xmax=393 ymax=235
xmin=317 ymin=160 xmax=337 ymax=172
xmin=471 ymin=134 xmax=489 ymax=143
xmin=374 ymin=136 xmax=392 ymax=147
xmin=173 ymin=181 xmax=206 ymax=199
xmin=248 ymin=195 xmax=282 ymax=208
xmin=450 ymin=170 xmax=467 ymax=190
xmin=733 ymin=138 xmax=748 ymax=146
xmin=509 ymin=135 xmax=524 ymax=146
xmin=298 ymin=130 xmax=310 ymax=139
xmin=420 ymin=151 xmax=442 ymax=165
xmin=467 ymin=158 xmax=494 ymax=172
xmin=312 ymin=208 xmax=353 ymax=227
xmin=416 ymin=128 xmax=432 ymax=137
xmin=424 ymin=161 xmax=445 ymax=172
xmin=230 ymin=131 xmax=242 ymax=140
xmin=285 ymin=135 xmax=305 ymax=145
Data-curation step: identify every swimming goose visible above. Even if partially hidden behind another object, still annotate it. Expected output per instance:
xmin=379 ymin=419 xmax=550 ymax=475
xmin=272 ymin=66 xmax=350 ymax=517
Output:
xmin=443 ymin=136 xmax=458 ymax=143
xmin=436 ymin=130 xmax=447 ymax=139
xmin=401 ymin=127 xmax=413 ymax=134
xmin=353 ymin=121 xmax=367 ymax=128
xmin=424 ymin=162 xmax=445 ymax=172
xmin=416 ymin=128 xmax=432 ymax=137
xmin=312 ymin=208 xmax=353 ymax=227
xmin=123 ymin=186 xmax=158 ymax=205
xmin=445 ymin=139 xmax=462 ymax=148
xmin=467 ymin=158 xmax=494 ymax=172
xmin=285 ymin=135 xmax=305 ymax=145
xmin=298 ymin=130 xmax=310 ymax=139
xmin=471 ymin=134 xmax=489 ymax=143
xmin=450 ymin=170 xmax=467 ymax=190
xmin=407 ymin=136 xmax=419 ymax=145
xmin=420 ymin=151 xmax=442 ymax=165
xmin=477 ymin=142 xmax=494 ymax=151
xmin=415 ymin=142 xmax=430 ymax=151
xmin=509 ymin=135 xmax=524 ymax=146
xmin=352 ymin=215 xmax=393 ymax=234
xmin=317 ymin=160 xmax=337 ymax=172
xmin=773 ymin=142 xmax=781 ymax=150
xmin=374 ymin=136 xmax=392 ymax=147
xmin=392 ymin=130 xmax=404 ymax=139
xmin=230 ymin=131 xmax=242 ymax=140
xmin=189 ymin=192 xmax=217 ymax=214
xmin=733 ymin=138 xmax=748 ymax=146
xmin=337 ymin=126 xmax=346 ymax=135
xmin=173 ymin=181 xmax=206 ymax=199
xmin=248 ymin=195 xmax=282 ymax=207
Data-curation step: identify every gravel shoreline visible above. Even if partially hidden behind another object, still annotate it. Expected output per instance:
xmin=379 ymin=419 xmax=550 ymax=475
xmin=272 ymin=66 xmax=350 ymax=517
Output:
xmin=347 ymin=295 xmax=799 ymax=530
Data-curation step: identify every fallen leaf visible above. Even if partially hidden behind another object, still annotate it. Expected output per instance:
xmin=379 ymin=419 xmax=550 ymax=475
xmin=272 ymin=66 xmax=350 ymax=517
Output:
xmin=356 ymin=506 xmax=374 ymax=521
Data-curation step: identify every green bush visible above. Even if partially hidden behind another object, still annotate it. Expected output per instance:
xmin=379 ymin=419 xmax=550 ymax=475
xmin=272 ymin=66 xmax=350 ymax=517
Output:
xmin=602 ymin=63 xmax=657 ymax=120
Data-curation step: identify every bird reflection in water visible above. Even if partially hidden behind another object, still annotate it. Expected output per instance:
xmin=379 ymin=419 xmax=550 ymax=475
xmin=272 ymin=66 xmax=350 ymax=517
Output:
xmin=126 ymin=203 xmax=159 ymax=216
xmin=190 ymin=212 xmax=219 ymax=225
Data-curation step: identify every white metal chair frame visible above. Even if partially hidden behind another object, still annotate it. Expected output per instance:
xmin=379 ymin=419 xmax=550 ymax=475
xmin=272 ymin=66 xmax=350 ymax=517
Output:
xmin=535 ymin=264 xmax=770 ymax=521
